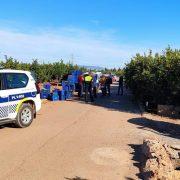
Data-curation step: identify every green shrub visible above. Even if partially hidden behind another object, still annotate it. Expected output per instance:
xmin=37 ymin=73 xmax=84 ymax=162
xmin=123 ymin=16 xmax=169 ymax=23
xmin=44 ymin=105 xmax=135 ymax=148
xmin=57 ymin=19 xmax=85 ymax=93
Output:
xmin=124 ymin=47 xmax=180 ymax=106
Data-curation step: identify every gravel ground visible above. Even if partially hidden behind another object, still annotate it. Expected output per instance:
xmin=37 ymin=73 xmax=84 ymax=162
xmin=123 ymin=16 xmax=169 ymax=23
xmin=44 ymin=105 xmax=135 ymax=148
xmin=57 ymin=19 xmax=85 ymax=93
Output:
xmin=0 ymin=83 xmax=179 ymax=180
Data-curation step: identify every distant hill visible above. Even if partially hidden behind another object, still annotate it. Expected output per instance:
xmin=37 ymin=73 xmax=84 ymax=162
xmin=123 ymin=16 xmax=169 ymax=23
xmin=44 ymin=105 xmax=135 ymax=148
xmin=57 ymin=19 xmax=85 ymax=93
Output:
xmin=79 ymin=65 xmax=104 ymax=71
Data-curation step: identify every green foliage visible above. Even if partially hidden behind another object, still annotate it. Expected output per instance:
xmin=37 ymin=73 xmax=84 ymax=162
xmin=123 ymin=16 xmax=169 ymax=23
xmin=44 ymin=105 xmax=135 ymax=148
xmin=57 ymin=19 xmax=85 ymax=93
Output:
xmin=0 ymin=58 xmax=87 ymax=82
xmin=124 ymin=47 xmax=180 ymax=105
xmin=101 ymin=67 xmax=123 ymax=76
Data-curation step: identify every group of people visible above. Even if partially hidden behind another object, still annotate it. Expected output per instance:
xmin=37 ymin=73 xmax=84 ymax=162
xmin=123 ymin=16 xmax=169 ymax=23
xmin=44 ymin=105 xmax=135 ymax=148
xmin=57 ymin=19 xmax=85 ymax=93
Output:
xmin=77 ymin=72 xmax=98 ymax=102
xmin=77 ymin=72 xmax=124 ymax=103
xmin=99 ymin=74 xmax=113 ymax=96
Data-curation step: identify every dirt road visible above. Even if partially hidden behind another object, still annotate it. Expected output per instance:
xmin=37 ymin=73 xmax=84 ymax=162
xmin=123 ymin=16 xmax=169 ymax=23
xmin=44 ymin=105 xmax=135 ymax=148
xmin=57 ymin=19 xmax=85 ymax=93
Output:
xmin=0 ymin=84 xmax=179 ymax=180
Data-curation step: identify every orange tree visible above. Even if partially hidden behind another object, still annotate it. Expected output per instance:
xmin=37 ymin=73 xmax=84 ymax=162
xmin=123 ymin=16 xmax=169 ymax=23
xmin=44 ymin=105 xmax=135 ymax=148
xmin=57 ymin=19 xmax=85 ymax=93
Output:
xmin=0 ymin=58 xmax=87 ymax=82
xmin=124 ymin=48 xmax=180 ymax=106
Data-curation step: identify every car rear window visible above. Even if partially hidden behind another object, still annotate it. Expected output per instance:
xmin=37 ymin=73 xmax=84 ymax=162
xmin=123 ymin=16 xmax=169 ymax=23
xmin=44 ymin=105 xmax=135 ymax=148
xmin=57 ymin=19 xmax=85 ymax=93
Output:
xmin=6 ymin=73 xmax=29 ymax=89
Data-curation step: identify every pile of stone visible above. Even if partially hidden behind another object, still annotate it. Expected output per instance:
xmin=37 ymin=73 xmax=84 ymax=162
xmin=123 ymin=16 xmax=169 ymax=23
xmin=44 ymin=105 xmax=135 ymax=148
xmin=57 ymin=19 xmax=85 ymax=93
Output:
xmin=142 ymin=138 xmax=180 ymax=180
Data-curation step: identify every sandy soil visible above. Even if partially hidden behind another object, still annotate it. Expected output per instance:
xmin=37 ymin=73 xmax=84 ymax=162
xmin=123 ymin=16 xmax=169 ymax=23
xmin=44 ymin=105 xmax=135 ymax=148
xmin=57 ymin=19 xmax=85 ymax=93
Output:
xmin=0 ymin=84 xmax=179 ymax=180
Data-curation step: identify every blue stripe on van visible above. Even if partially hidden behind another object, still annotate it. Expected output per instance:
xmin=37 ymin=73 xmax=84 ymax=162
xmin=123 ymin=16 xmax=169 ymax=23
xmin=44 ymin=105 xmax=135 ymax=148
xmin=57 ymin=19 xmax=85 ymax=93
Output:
xmin=0 ymin=97 xmax=9 ymax=103
xmin=0 ymin=92 xmax=37 ymax=103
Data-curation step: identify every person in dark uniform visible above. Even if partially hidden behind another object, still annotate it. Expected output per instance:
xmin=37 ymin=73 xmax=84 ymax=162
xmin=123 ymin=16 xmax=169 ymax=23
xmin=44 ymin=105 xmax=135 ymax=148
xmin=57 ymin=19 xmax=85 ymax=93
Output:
xmin=84 ymin=73 xmax=94 ymax=102
xmin=117 ymin=76 xmax=123 ymax=95
xmin=105 ymin=74 xmax=112 ymax=96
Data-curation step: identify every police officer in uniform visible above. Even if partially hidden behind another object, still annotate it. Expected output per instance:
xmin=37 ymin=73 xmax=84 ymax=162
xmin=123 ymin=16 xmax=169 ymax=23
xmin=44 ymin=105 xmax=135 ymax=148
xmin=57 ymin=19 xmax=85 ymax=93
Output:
xmin=84 ymin=72 xmax=94 ymax=102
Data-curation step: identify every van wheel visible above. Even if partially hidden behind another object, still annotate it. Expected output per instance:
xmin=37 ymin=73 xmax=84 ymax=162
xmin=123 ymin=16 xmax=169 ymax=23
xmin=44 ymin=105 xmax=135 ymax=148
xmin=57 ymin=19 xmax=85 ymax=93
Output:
xmin=15 ymin=103 xmax=34 ymax=128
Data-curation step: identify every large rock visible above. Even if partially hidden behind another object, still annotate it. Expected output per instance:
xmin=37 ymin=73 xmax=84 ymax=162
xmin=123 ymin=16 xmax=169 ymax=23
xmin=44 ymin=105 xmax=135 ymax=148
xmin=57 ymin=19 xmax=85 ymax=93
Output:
xmin=142 ymin=138 xmax=180 ymax=180
xmin=164 ymin=144 xmax=180 ymax=159
xmin=171 ymin=144 xmax=180 ymax=151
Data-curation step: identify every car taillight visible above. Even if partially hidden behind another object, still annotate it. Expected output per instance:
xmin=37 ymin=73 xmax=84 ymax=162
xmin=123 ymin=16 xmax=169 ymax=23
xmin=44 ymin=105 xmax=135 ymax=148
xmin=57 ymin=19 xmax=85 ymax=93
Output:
xmin=35 ymin=83 xmax=41 ymax=94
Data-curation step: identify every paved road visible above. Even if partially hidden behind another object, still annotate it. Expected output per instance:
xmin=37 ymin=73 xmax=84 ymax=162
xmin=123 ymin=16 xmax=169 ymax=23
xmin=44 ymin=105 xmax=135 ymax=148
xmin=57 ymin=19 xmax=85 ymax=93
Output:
xmin=0 ymin=84 xmax=179 ymax=180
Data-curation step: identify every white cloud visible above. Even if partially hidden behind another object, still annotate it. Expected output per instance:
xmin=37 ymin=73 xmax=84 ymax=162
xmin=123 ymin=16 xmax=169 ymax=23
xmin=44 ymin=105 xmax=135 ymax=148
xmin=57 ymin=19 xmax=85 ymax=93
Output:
xmin=0 ymin=26 xmax=153 ymax=68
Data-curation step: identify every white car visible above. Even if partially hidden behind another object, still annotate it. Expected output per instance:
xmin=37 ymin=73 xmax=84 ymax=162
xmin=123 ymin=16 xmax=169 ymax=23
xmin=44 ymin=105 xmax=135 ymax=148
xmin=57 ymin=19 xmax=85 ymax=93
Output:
xmin=0 ymin=69 xmax=41 ymax=128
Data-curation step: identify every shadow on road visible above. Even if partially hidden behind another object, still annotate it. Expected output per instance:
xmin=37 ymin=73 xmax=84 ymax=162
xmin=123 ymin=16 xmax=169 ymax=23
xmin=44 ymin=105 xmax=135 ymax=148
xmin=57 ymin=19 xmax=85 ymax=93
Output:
xmin=64 ymin=176 xmax=88 ymax=180
xmin=128 ymin=144 xmax=144 ymax=180
xmin=0 ymin=123 xmax=15 ymax=129
xmin=128 ymin=117 xmax=180 ymax=139
xmin=74 ymin=83 xmax=140 ymax=114
xmin=125 ymin=178 xmax=136 ymax=180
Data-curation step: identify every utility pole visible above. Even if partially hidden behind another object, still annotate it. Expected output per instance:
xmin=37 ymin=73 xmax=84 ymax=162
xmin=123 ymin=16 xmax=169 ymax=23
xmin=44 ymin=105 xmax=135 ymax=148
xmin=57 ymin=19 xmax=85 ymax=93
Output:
xmin=4 ymin=55 xmax=8 ymax=61
xmin=0 ymin=52 xmax=8 ymax=60
xmin=71 ymin=53 xmax=74 ymax=64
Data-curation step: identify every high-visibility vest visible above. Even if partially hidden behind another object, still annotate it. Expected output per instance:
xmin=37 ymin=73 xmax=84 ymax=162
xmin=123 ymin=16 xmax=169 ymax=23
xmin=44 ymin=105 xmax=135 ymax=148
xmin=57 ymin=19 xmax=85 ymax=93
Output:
xmin=84 ymin=75 xmax=92 ymax=82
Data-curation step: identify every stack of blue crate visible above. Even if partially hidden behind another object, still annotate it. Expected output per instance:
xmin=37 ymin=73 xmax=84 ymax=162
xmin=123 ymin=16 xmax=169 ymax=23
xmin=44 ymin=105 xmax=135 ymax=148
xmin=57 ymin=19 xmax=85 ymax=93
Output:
xmin=67 ymin=75 xmax=75 ymax=84
xmin=40 ymin=83 xmax=51 ymax=99
xmin=69 ymin=84 xmax=75 ymax=91
xmin=40 ymin=89 xmax=49 ymax=99
xmin=43 ymin=83 xmax=51 ymax=92
xmin=61 ymin=80 xmax=74 ymax=100
xmin=58 ymin=90 xmax=66 ymax=101
xmin=62 ymin=81 xmax=69 ymax=91
xmin=67 ymin=77 xmax=75 ymax=100
xmin=66 ymin=91 xmax=73 ymax=99
xmin=62 ymin=81 xmax=69 ymax=100
xmin=72 ymin=70 xmax=83 ymax=92
xmin=71 ymin=70 xmax=82 ymax=84
xmin=48 ymin=91 xmax=59 ymax=101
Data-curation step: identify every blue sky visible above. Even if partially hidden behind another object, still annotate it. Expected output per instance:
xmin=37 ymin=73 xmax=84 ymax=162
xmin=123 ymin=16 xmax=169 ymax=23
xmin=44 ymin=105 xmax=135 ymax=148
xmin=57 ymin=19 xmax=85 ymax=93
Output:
xmin=0 ymin=0 xmax=180 ymax=68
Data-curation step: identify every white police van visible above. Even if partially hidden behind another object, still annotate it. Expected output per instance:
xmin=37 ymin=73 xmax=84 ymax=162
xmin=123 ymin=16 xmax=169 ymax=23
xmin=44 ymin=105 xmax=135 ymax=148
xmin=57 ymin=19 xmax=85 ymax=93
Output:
xmin=0 ymin=69 xmax=41 ymax=128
